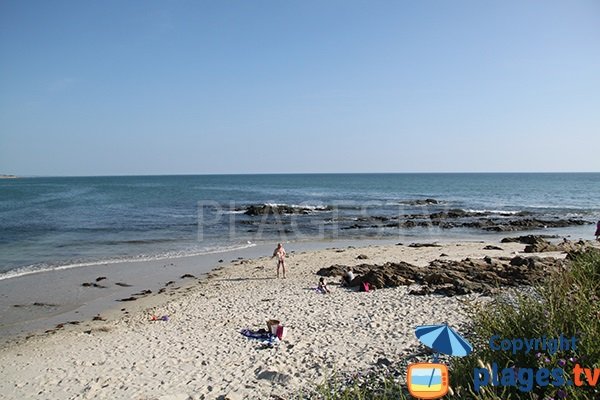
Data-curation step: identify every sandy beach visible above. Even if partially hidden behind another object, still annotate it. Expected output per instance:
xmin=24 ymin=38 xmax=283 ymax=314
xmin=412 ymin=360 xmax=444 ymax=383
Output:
xmin=3 ymin=0 xmax=599 ymax=397
xmin=0 ymin=239 xmax=574 ymax=400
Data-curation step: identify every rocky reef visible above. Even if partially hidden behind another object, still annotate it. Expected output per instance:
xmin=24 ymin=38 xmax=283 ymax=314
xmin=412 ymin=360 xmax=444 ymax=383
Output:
xmin=317 ymin=239 xmax=596 ymax=296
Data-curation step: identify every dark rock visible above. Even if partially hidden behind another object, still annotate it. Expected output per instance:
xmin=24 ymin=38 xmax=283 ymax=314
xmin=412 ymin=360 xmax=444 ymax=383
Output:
xmin=401 ymin=220 xmax=417 ymax=228
xmin=376 ymin=357 xmax=393 ymax=367
xmin=181 ymin=274 xmax=196 ymax=279
xmin=488 ymin=218 xmax=591 ymax=233
xmin=133 ymin=289 xmax=152 ymax=296
xmin=524 ymin=237 xmax=559 ymax=253
xmin=32 ymin=302 xmax=57 ymax=307
xmin=432 ymin=284 xmax=474 ymax=296
xmin=556 ymin=239 xmax=594 ymax=254
xmin=317 ymin=254 xmax=567 ymax=296
xmin=409 ymin=243 xmax=442 ymax=248
xmin=501 ymin=235 xmax=557 ymax=245
xmin=245 ymin=204 xmax=288 ymax=216
xmin=525 ymin=238 xmax=594 ymax=254
xmin=350 ymin=265 xmax=416 ymax=289
xmin=316 ymin=265 xmax=346 ymax=277
xmin=82 ymin=282 xmax=107 ymax=288
xmin=218 ymin=259 xmax=223 ymax=263
xmin=95 ymin=276 xmax=107 ymax=282
xmin=117 ymin=297 xmax=138 ymax=302
xmin=401 ymin=198 xmax=439 ymax=206
xmin=501 ymin=235 xmax=593 ymax=254
xmin=115 ymin=282 xmax=132 ymax=287
xmin=409 ymin=287 xmax=431 ymax=295
xmin=566 ymin=245 xmax=600 ymax=260
xmin=423 ymin=272 xmax=454 ymax=285
xmin=244 ymin=204 xmax=330 ymax=216
xmin=329 ymin=212 xmax=590 ymax=234
xmin=510 ymin=256 xmax=530 ymax=266
xmin=341 ymin=224 xmax=364 ymax=230
xmin=430 ymin=209 xmax=472 ymax=219
xmin=356 ymin=254 xmax=369 ymax=260
xmin=484 ymin=245 xmax=503 ymax=250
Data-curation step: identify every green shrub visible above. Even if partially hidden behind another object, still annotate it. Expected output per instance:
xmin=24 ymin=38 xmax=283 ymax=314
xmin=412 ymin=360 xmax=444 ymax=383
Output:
xmin=304 ymin=250 xmax=599 ymax=399
xmin=450 ymin=249 xmax=600 ymax=400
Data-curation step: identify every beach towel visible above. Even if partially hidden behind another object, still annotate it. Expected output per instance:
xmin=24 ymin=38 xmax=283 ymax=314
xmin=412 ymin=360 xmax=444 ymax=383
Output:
xmin=240 ymin=328 xmax=271 ymax=340
xmin=240 ymin=328 xmax=280 ymax=348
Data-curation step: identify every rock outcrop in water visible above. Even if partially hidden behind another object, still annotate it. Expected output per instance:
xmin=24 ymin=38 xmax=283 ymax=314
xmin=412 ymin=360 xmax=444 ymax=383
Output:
xmin=319 ymin=210 xmax=589 ymax=233
xmin=242 ymin=204 xmax=331 ymax=216
xmin=236 ymin=201 xmax=592 ymax=235
xmin=399 ymin=198 xmax=440 ymax=206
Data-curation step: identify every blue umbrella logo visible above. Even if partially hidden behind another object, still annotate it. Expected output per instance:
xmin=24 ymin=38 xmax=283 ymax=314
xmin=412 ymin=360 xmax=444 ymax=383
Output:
xmin=415 ymin=324 xmax=473 ymax=359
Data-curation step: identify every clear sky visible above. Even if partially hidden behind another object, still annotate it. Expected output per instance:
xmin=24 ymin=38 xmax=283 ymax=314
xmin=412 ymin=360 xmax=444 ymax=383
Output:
xmin=1 ymin=1 xmax=599 ymax=175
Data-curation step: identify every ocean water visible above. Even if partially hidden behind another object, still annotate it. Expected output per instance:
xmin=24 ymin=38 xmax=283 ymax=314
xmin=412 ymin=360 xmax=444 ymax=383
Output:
xmin=1 ymin=173 xmax=599 ymax=279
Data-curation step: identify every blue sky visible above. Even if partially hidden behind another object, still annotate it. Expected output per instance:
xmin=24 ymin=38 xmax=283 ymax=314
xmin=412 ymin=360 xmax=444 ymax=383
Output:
xmin=1 ymin=1 xmax=599 ymax=175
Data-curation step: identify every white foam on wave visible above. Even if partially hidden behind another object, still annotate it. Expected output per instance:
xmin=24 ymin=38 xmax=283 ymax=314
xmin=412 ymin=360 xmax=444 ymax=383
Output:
xmin=263 ymin=202 xmax=329 ymax=210
xmin=463 ymin=209 xmax=521 ymax=215
xmin=0 ymin=242 xmax=257 ymax=281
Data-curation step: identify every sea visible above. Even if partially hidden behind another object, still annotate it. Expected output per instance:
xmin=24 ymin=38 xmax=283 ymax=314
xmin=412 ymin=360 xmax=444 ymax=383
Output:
xmin=1 ymin=173 xmax=599 ymax=280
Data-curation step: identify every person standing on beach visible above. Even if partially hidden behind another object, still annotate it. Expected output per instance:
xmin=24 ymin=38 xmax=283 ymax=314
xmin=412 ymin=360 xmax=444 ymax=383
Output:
xmin=595 ymin=220 xmax=600 ymax=241
xmin=272 ymin=243 xmax=286 ymax=278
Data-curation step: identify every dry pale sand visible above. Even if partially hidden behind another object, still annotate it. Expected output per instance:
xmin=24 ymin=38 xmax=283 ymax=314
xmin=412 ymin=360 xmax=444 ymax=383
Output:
xmin=0 ymin=240 xmax=557 ymax=400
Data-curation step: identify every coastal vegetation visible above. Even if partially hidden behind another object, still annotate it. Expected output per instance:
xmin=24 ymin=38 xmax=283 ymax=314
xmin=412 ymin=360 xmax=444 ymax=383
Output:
xmin=310 ymin=249 xmax=600 ymax=400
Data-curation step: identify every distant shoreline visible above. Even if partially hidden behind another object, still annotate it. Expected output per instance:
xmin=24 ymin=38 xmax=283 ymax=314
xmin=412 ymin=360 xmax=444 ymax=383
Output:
xmin=2 ymin=172 xmax=599 ymax=179
xmin=0 ymin=175 xmax=18 ymax=179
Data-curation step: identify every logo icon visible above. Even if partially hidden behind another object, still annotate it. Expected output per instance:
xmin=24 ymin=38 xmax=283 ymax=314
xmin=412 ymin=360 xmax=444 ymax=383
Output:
xmin=407 ymin=324 xmax=473 ymax=399
xmin=407 ymin=362 xmax=449 ymax=399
